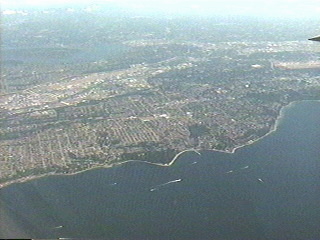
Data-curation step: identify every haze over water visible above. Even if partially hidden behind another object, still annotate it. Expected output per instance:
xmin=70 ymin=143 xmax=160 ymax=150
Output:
xmin=1 ymin=101 xmax=320 ymax=239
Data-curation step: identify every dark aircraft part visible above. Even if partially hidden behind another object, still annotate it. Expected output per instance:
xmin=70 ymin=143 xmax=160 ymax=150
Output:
xmin=309 ymin=36 xmax=320 ymax=42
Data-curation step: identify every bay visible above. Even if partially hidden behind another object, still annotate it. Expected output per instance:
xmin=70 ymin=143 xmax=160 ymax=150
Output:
xmin=1 ymin=101 xmax=320 ymax=239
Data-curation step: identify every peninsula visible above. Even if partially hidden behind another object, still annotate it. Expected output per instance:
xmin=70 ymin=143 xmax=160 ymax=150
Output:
xmin=1 ymin=10 xmax=320 ymax=188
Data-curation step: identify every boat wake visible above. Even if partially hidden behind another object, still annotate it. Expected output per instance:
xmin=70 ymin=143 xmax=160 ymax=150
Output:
xmin=150 ymin=179 xmax=182 ymax=192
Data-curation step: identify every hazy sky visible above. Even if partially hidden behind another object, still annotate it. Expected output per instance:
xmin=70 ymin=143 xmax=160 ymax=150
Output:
xmin=2 ymin=0 xmax=320 ymax=18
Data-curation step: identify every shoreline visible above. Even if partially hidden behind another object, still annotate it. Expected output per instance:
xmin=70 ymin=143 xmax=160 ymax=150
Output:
xmin=0 ymin=149 xmax=201 ymax=190
xmin=1 ymin=100 xmax=319 ymax=190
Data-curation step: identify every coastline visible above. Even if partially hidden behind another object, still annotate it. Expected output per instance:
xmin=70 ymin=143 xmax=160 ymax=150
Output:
xmin=0 ymin=149 xmax=201 ymax=190
xmin=1 ymin=100 xmax=319 ymax=190
xmin=221 ymin=100 xmax=296 ymax=154
xmin=224 ymin=100 xmax=316 ymax=154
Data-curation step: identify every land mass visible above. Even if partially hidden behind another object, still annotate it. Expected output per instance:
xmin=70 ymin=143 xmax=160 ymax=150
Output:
xmin=1 ymin=11 xmax=320 ymax=187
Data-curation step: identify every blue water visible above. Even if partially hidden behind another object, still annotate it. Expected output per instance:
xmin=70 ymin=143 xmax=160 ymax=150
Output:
xmin=1 ymin=101 xmax=320 ymax=239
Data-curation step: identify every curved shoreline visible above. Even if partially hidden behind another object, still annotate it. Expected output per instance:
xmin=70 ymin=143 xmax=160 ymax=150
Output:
xmin=0 ymin=100 xmax=319 ymax=190
xmin=228 ymin=99 xmax=319 ymax=154
xmin=0 ymin=149 xmax=202 ymax=190
xmin=113 ymin=149 xmax=202 ymax=167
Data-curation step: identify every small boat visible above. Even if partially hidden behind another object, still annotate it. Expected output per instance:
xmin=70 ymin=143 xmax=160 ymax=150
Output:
xmin=241 ymin=166 xmax=249 ymax=169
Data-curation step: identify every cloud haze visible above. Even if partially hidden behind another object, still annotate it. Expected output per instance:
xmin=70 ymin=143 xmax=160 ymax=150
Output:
xmin=2 ymin=0 xmax=320 ymax=18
